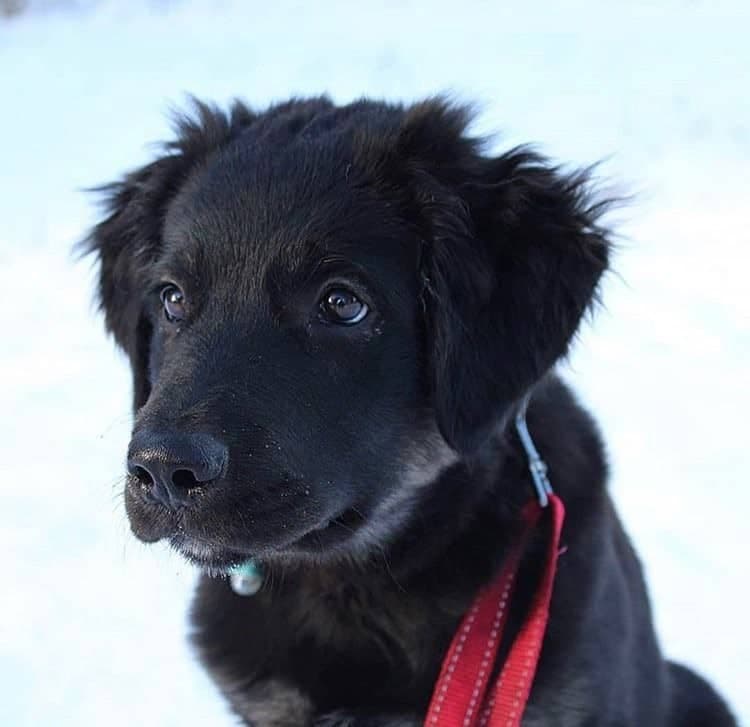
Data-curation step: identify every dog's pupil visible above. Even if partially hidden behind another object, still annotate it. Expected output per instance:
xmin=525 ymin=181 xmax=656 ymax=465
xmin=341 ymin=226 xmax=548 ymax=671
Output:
xmin=162 ymin=285 xmax=185 ymax=321
xmin=326 ymin=290 xmax=362 ymax=321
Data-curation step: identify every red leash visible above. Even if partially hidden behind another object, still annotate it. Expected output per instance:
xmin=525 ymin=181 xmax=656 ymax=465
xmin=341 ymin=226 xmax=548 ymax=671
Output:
xmin=425 ymin=402 xmax=566 ymax=727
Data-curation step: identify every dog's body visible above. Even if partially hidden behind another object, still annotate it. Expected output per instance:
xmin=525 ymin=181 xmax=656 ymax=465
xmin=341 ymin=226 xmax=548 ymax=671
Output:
xmin=86 ymin=97 xmax=735 ymax=726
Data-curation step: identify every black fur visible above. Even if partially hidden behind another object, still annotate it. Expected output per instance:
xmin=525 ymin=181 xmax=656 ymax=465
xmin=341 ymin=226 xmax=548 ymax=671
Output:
xmin=85 ymin=96 xmax=736 ymax=726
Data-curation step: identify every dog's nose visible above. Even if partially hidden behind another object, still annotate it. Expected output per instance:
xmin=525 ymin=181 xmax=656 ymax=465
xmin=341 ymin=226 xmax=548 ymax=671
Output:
xmin=127 ymin=430 xmax=228 ymax=509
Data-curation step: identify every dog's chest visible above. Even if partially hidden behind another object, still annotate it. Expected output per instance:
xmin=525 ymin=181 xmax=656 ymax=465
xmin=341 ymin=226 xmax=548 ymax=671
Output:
xmin=289 ymin=574 xmax=440 ymax=663
xmin=265 ymin=571 xmax=461 ymax=711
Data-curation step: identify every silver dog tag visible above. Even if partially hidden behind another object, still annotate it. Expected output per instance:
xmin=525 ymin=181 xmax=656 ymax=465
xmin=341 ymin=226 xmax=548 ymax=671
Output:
xmin=229 ymin=560 xmax=263 ymax=596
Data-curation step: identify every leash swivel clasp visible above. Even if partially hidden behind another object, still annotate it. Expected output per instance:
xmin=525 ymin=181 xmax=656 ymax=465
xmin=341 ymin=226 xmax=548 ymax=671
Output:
xmin=515 ymin=394 xmax=554 ymax=508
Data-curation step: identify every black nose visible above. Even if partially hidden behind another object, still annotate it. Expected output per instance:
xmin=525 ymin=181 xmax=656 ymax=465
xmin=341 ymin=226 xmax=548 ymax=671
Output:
xmin=127 ymin=430 xmax=228 ymax=509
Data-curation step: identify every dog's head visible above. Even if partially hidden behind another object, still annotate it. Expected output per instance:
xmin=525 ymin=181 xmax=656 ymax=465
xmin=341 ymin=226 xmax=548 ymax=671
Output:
xmin=85 ymin=97 xmax=608 ymax=569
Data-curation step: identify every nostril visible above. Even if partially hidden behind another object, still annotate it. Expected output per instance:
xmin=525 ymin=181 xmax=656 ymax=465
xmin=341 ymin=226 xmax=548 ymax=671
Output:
xmin=172 ymin=468 xmax=200 ymax=491
xmin=131 ymin=465 xmax=154 ymax=488
xmin=127 ymin=431 xmax=227 ymax=508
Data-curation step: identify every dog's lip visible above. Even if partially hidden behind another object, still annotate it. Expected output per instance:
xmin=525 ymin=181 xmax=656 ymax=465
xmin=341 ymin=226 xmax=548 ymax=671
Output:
xmin=128 ymin=484 xmax=369 ymax=565
xmin=287 ymin=506 xmax=367 ymax=551
xmin=164 ymin=506 xmax=367 ymax=569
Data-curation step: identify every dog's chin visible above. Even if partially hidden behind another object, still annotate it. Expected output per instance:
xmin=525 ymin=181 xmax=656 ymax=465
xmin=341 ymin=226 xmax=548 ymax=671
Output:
xmin=167 ymin=534 xmax=254 ymax=574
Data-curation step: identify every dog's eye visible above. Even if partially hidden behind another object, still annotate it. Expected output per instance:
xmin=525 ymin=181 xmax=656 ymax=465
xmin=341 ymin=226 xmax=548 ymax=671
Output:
xmin=160 ymin=284 xmax=187 ymax=323
xmin=320 ymin=288 xmax=368 ymax=325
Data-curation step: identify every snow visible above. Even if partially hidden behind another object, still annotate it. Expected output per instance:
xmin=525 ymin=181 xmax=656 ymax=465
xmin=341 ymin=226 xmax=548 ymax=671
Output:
xmin=0 ymin=1 xmax=747 ymax=725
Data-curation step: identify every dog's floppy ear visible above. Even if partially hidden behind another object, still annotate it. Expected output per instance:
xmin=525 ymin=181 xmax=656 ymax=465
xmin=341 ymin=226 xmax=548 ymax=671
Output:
xmin=82 ymin=100 xmax=256 ymax=409
xmin=400 ymin=102 xmax=610 ymax=454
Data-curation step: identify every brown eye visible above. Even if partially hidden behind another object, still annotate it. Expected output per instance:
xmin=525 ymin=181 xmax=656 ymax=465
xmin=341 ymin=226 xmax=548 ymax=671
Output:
xmin=320 ymin=288 xmax=368 ymax=325
xmin=160 ymin=284 xmax=186 ymax=323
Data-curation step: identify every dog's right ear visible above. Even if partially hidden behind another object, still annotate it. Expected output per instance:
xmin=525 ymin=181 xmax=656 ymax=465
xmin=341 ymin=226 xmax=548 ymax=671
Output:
xmin=85 ymin=156 xmax=187 ymax=408
xmin=82 ymin=100 xmax=256 ymax=409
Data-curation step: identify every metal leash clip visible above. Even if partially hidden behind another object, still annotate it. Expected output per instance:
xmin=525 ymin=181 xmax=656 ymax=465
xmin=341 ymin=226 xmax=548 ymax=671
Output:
xmin=515 ymin=394 xmax=554 ymax=508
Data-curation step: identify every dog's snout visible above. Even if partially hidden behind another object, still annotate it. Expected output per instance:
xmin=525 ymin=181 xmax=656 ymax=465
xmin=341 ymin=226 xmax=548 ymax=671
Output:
xmin=127 ymin=431 xmax=228 ymax=509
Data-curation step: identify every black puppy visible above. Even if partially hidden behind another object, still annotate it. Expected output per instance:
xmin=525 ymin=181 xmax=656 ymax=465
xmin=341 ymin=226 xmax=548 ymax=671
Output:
xmin=86 ymin=97 xmax=736 ymax=726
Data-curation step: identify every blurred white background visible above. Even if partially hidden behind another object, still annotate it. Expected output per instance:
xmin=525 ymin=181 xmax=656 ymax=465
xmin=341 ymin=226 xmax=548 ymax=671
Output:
xmin=0 ymin=1 xmax=747 ymax=725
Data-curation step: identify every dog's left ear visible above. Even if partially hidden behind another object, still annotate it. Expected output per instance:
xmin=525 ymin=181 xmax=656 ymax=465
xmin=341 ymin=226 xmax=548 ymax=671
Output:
xmin=399 ymin=102 xmax=610 ymax=454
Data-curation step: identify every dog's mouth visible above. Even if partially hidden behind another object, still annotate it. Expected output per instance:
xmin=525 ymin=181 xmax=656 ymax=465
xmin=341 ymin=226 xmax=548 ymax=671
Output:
xmin=125 ymin=469 xmax=371 ymax=561
xmin=287 ymin=506 xmax=367 ymax=551
xmin=141 ymin=504 xmax=369 ymax=571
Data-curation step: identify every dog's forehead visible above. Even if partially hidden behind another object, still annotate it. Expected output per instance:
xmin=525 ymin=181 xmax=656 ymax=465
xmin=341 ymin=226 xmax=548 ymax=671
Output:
xmin=161 ymin=132 xmax=413 ymax=291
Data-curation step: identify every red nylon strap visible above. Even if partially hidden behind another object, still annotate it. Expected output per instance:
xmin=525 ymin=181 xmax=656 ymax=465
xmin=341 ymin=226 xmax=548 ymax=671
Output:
xmin=424 ymin=494 xmax=566 ymax=727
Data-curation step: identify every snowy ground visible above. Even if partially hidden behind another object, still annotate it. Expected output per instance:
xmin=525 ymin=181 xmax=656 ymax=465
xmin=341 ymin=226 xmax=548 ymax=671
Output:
xmin=0 ymin=2 xmax=748 ymax=725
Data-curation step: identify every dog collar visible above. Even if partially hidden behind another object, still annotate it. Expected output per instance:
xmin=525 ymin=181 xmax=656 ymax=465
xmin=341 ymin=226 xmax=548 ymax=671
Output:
xmin=424 ymin=397 xmax=566 ymax=727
